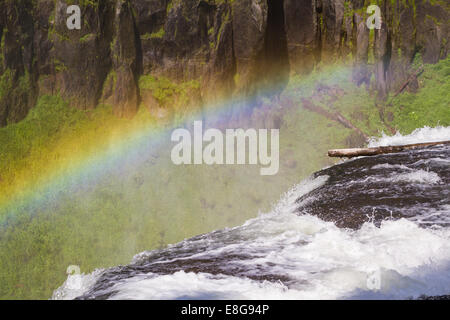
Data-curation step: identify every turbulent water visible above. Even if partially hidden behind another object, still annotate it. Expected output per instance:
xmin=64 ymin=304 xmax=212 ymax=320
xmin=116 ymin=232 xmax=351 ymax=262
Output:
xmin=53 ymin=127 xmax=450 ymax=300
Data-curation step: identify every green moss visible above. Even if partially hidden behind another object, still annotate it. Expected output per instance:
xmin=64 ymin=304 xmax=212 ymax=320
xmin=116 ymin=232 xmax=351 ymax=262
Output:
xmin=0 ymin=69 xmax=33 ymax=124
xmin=53 ymin=59 xmax=67 ymax=73
xmin=66 ymin=0 xmax=99 ymax=9
xmin=166 ymin=0 xmax=184 ymax=15
xmin=79 ymin=33 xmax=94 ymax=43
xmin=141 ymin=27 xmax=165 ymax=40
xmin=388 ymin=56 xmax=450 ymax=133
xmin=286 ymin=56 xmax=450 ymax=137
xmin=343 ymin=1 xmax=353 ymax=19
xmin=0 ymin=69 xmax=13 ymax=101
xmin=139 ymin=75 xmax=199 ymax=108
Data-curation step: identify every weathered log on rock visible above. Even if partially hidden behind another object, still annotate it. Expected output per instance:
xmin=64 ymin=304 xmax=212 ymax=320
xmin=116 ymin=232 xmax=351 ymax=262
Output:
xmin=328 ymin=141 xmax=450 ymax=158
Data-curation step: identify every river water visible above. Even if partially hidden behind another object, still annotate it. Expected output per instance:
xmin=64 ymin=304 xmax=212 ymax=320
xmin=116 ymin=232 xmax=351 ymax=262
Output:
xmin=53 ymin=127 xmax=450 ymax=300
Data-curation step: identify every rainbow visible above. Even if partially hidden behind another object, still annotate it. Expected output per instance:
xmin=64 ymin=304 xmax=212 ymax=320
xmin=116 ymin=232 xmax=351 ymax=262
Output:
xmin=0 ymin=64 xmax=352 ymax=228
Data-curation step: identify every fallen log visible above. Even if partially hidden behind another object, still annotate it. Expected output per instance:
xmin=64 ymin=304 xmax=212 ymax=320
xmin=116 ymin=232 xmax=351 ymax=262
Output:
xmin=301 ymin=98 xmax=369 ymax=140
xmin=393 ymin=65 xmax=424 ymax=97
xmin=328 ymin=140 xmax=450 ymax=158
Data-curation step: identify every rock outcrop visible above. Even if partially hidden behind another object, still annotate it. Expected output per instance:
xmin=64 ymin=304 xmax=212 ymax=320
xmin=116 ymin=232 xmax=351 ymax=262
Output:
xmin=51 ymin=1 xmax=114 ymax=110
xmin=111 ymin=0 xmax=141 ymax=118
xmin=0 ymin=0 xmax=448 ymax=126
xmin=0 ymin=0 xmax=37 ymax=126
xmin=284 ymin=0 xmax=319 ymax=74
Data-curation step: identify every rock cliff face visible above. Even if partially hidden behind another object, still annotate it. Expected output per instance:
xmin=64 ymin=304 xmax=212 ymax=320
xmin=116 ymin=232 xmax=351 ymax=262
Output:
xmin=0 ymin=0 xmax=448 ymax=126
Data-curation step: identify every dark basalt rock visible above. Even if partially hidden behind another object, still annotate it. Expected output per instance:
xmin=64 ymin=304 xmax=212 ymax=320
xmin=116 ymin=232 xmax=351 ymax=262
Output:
xmin=419 ymin=295 xmax=450 ymax=300
xmin=284 ymin=0 xmax=319 ymax=74
xmin=416 ymin=1 xmax=449 ymax=64
xmin=231 ymin=0 xmax=268 ymax=96
xmin=0 ymin=0 xmax=37 ymax=126
xmin=322 ymin=0 xmax=345 ymax=59
xmin=111 ymin=0 xmax=141 ymax=118
xmin=51 ymin=0 xmax=114 ymax=111
xmin=295 ymin=144 xmax=450 ymax=229
xmin=352 ymin=12 xmax=370 ymax=87
xmin=131 ymin=0 xmax=169 ymax=75
xmin=203 ymin=2 xmax=236 ymax=106
xmin=34 ymin=0 xmax=57 ymax=95
xmin=0 ymin=0 xmax=448 ymax=127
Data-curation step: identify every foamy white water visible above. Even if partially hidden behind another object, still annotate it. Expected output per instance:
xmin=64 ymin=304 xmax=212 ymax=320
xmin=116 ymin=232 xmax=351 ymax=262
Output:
xmin=55 ymin=204 xmax=450 ymax=300
xmin=368 ymin=126 xmax=450 ymax=147
xmin=53 ymin=127 xmax=450 ymax=300
xmin=52 ymin=269 xmax=104 ymax=300
xmin=363 ymin=169 xmax=442 ymax=185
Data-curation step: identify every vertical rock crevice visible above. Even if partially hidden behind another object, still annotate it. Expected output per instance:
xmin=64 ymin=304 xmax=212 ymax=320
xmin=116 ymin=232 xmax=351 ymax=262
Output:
xmin=255 ymin=0 xmax=290 ymax=97
xmin=284 ymin=0 xmax=320 ymax=75
xmin=111 ymin=0 xmax=141 ymax=118
xmin=204 ymin=2 xmax=236 ymax=107
xmin=374 ymin=2 xmax=392 ymax=99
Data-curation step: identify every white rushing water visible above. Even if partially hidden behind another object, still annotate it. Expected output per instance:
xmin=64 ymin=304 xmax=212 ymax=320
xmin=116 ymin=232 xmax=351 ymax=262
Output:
xmin=111 ymin=221 xmax=450 ymax=300
xmin=368 ymin=126 xmax=450 ymax=147
xmin=53 ymin=127 xmax=450 ymax=300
